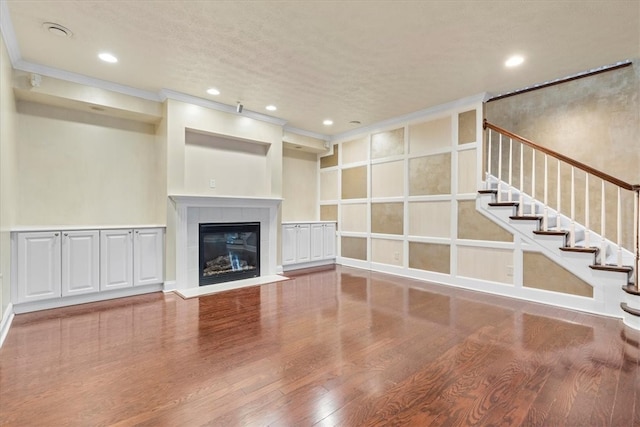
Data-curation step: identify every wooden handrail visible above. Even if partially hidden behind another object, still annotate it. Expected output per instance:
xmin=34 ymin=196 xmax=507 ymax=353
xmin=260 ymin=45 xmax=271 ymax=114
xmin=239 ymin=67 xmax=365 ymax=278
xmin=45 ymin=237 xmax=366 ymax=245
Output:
xmin=483 ymin=120 xmax=640 ymax=192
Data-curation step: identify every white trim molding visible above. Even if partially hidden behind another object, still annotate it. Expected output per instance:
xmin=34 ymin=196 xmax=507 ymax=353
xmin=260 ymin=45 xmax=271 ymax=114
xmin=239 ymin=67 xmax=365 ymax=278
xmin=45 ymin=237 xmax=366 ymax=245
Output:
xmin=0 ymin=303 xmax=14 ymax=348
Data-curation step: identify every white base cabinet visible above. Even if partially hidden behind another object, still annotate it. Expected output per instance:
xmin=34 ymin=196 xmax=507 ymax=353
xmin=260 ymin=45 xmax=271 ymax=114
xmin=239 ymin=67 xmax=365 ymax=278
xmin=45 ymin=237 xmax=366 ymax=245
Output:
xmin=13 ymin=227 xmax=164 ymax=308
xmin=100 ymin=229 xmax=134 ymax=290
xmin=282 ymin=221 xmax=336 ymax=270
xmin=17 ymin=231 xmax=62 ymax=303
xmin=134 ymin=228 xmax=164 ymax=286
xmin=62 ymin=230 xmax=100 ymax=297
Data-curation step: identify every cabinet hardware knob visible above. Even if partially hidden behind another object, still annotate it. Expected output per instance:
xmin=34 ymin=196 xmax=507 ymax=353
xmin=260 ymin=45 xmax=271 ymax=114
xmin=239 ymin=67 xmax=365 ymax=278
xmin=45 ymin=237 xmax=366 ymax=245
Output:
xmin=64 ymin=233 xmax=68 ymax=236
xmin=54 ymin=233 xmax=59 ymax=236
xmin=135 ymin=230 xmax=139 ymax=233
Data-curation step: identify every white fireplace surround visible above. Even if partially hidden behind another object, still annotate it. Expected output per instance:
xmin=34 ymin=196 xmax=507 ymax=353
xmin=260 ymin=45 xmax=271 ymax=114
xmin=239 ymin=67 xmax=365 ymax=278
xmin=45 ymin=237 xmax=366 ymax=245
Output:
xmin=169 ymin=195 xmax=283 ymax=295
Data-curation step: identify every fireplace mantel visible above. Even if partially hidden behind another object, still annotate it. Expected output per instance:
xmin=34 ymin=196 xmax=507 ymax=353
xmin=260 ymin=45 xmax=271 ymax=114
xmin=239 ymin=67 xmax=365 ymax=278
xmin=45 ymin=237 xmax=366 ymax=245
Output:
xmin=169 ymin=195 xmax=282 ymax=294
xmin=169 ymin=195 xmax=283 ymax=209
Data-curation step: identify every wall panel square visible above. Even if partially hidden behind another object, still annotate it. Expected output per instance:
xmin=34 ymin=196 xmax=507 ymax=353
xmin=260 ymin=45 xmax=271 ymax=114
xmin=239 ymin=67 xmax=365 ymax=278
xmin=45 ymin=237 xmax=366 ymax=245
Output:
xmin=371 ymin=160 xmax=404 ymax=198
xmin=409 ymin=153 xmax=451 ymax=196
xmin=341 ymin=166 xmax=367 ymax=199
xmin=408 ymin=242 xmax=450 ymax=274
xmin=409 ymin=117 xmax=452 ymax=154
xmin=408 ymin=201 xmax=451 ymax=238
xmin=371 ymin=128 xmax=404 ymax=159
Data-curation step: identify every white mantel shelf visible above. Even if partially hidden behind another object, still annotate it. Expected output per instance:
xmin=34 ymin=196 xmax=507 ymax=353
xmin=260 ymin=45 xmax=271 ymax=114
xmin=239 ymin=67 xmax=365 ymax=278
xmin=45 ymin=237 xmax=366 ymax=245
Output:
xmin=169 ymin=195 xmax=283 ymax=208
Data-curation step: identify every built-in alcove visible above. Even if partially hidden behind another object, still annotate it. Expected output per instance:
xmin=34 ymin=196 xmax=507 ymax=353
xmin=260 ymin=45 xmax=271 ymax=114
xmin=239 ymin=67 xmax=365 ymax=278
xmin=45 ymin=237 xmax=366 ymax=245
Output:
xmin=184 ymin=129 xmax=270 ymax=196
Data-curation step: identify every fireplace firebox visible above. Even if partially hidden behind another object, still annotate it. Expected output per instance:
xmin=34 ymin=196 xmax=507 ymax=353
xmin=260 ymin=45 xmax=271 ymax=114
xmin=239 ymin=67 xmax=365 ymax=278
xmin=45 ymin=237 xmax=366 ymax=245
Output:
xmin=199 ymin=222 xmax=260 ymax=286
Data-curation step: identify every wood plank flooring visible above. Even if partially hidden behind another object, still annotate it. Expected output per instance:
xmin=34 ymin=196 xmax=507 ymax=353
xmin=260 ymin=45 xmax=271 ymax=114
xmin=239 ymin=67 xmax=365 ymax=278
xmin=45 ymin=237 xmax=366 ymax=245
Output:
xmin=1 ymin=265 xmax=639 ymax=426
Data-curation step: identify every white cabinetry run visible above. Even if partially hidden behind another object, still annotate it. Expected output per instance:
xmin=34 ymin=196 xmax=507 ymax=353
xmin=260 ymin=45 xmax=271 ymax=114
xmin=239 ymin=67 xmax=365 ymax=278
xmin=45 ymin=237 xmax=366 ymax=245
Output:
xmin=12 ymin=227 xmax=164 ymax=313
xmin=282 ymin=221 xmax=336 ymax=271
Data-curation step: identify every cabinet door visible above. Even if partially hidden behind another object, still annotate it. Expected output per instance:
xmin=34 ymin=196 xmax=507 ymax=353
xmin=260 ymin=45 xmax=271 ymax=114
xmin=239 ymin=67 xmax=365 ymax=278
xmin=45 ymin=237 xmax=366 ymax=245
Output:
xmin=282 ymin=225 xmax=297 ymax=265
xmin=310 ymin=224 xmax=324 ymax=261
xmin=296 ymin=224 xmax=311 ymax=263
xmin=323 ymin=223 xmax=337 ymax=259
xmin=134 ymin=228 xmax=164 ymax=286
xmin=17 ymin=231 xmax=61 ymax=303
xmin=62 ymin=230 xmax=100 ymax=297
xmin=100 ymin=229 xmax=133 ymax=291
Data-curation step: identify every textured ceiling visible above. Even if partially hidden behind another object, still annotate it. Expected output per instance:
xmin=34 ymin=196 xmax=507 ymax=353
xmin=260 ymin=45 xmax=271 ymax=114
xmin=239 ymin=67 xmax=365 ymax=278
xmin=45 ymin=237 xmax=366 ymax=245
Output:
xmin=4 ymin=1 xmax=640 ymax=136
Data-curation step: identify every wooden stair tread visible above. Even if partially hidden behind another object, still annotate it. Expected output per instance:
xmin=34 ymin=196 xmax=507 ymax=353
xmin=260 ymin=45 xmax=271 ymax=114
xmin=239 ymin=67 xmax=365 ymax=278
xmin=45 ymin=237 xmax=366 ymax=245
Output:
xmin=622 ymin=284 xmax=640 ymax=296
xmin=560 ymin=246 xmax=598 ymax=253
xmin=590 ymin=264 xmax=633 ymax=273
xmin=509 ymin=215 xmax=542 ymax=221
xmin=488 ymin=202 xmax=519 ymax=207
xmin=533 ymin=230 xmax=568 ymax=236
xmin=620 ymin=302 xmax=640 ymax=317
xmin=478 ymin=189 xmax=497 ymax=195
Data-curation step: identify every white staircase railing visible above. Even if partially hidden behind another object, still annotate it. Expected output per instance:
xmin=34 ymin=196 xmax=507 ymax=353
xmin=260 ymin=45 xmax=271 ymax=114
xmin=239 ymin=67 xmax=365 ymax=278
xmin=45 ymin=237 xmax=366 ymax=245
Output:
xmin=484 ymin=120 xmax=640 ymax=290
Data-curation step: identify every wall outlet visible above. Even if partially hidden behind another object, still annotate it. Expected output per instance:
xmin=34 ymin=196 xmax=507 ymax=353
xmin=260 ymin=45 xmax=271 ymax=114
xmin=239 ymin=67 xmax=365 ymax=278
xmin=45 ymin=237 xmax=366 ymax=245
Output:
xmin=394 ymin=252 xmax=400 ymax=261
xmin=507 ymin=265 xmax=513 ymax=277
xmin=209 ymin=179 xmax=216 ymax=188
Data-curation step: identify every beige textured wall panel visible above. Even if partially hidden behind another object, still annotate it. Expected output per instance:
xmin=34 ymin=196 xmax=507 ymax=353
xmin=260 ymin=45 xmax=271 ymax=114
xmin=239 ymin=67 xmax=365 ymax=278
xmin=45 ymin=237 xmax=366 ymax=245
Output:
xmin=457 ymin=246 xmax=514 ymax=284
xmin=341 ymin=203 xmax=368 ymax=232
xmin=184 ymin=131 xmax=269 ymax=197
xmin=371 ymin=238 xmax=403 ymax=266
xmin=341 ymin=166 xmax=368 ymax=199
xmin=342 ymin=236 xmax=367 ymax=260
xmin=371 ymin=128 xmax=404 ymax=159
xmin=371 ymin=160 xmax=404 ymax=198
xmin=458 ymin=110 xmax=477 ymax=144
xmin=523 ymin=252 xmax=593 ymax=297
xmin=342 ymin=136 xmax=368 ymax=165
xmin=320 ymin=169 xmax=339 ymax=201
xmin=320 ymin=144 xmax=339 ymax=168
xmin=282 ymin=148 xmax=318 ymax=221
xmin=320 ymin=204 xmax=338 ymax=222
xmin=16 ymin=102 xmax=161 ymax=225
xmin=457 ymin=149 xmax=477 ymax=194
xmin=371 ymin=202 xmax=404 ymax=235
xmin=409 ymin=117 xmax=452 ymax=154
xmin=408 ymin=201 xmax=451 ymax=238
xmin=409 ymin=153 xmax=451 ymax=196
xmin=409 ymin=242 xmax=450 ymax=274
xmin=458 ymin=200 xmax=512 ymax=242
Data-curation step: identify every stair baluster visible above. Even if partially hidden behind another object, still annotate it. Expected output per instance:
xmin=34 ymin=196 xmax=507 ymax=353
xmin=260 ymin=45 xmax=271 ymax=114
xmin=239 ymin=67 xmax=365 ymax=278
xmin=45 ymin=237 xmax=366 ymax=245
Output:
xmin=482 ymin=120 xmax=640 ymax=323
xmin=601 ymin=180 xmax=606 ymax=266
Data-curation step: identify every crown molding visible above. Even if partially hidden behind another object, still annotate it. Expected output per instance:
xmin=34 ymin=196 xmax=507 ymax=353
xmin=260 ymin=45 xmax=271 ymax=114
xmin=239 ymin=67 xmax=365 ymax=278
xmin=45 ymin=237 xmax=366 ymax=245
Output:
xmin=283 ymin=125 xmax=330 ymax=141
xmin=330 ymin=92 xmax=488 ymax=142
xmin=159 ymin=89 xmax=288 ymax=127
xmin=14 ymin=59 xmax=163 ymax=102
xmin=0 ymin=0 xmax=21 ymax=64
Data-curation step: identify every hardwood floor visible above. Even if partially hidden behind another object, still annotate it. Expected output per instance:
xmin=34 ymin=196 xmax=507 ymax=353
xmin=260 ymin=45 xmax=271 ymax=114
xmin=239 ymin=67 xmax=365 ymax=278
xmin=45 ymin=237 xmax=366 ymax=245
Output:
xmin=1 ymin=265 xmax=638 ymax=426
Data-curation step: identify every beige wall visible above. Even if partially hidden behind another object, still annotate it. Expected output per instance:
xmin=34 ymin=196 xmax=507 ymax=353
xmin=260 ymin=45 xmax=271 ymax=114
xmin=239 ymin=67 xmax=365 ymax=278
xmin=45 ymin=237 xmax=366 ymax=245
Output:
xmin=485 ymin=63 xmax=640 ymax=251
xmin=0 ymin=34 xmax=18 ymax=317
xmin=184 ymin=130 xmax=270 ymax=197
xmin=16 ymin=101 xmax=162 ymax=225
xmin=485 ymin=62 xmax=640 ymax=184
xmin=282 ymin=148 xmax=318 ymax=221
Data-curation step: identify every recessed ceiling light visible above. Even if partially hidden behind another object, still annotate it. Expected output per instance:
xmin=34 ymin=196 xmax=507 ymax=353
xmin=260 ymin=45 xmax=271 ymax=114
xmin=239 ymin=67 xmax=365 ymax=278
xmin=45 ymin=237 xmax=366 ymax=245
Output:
xmin=323 ymin=119 xmax=333 ymax=126
xmin=505 ymin=55 xmax=524 ymax=67
xmin=206 ymin=88 xmax=220 ymax=96
xmin=98 ymin=53 xmax=118 ymax=63
xmin=266 ymin=105 xmax=277 ymax=111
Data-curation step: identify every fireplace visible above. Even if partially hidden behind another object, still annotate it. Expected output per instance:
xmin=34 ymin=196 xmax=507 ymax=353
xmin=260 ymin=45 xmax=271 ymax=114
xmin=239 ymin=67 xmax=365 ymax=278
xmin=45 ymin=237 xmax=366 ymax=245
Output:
xmin=199 ymin=222 xmax=260 ymax=286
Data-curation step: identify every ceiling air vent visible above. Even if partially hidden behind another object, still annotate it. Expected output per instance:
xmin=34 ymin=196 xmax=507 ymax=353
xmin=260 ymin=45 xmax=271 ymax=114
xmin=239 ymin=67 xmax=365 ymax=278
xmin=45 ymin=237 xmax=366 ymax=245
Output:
xmin=42 ymin=22 xmax=73 ymax=38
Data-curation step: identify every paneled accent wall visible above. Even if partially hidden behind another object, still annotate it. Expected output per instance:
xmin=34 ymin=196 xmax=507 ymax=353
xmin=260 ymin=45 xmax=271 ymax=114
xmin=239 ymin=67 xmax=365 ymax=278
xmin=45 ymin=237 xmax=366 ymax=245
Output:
xmin=318 ymin=96 xmax=600 ymax=305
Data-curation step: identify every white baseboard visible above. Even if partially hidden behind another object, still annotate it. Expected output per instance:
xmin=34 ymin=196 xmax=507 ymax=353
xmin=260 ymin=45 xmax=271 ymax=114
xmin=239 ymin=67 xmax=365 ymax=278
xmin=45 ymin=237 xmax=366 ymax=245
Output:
xmin=12 ymin=284 xmax=164 ymax=314
xmin=283 ymin=259 xmax=335 ymax=272
xmin=0 ymin=303 xmax=15 ymax=349
xmin=163 ymin=280 xmax=177 ymax=292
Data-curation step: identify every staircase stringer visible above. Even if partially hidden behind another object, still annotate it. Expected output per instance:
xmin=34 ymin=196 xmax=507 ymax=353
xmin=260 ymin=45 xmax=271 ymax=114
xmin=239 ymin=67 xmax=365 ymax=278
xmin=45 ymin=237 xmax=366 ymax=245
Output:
xmin=476 ymin=177 xmax=630 ymax=320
